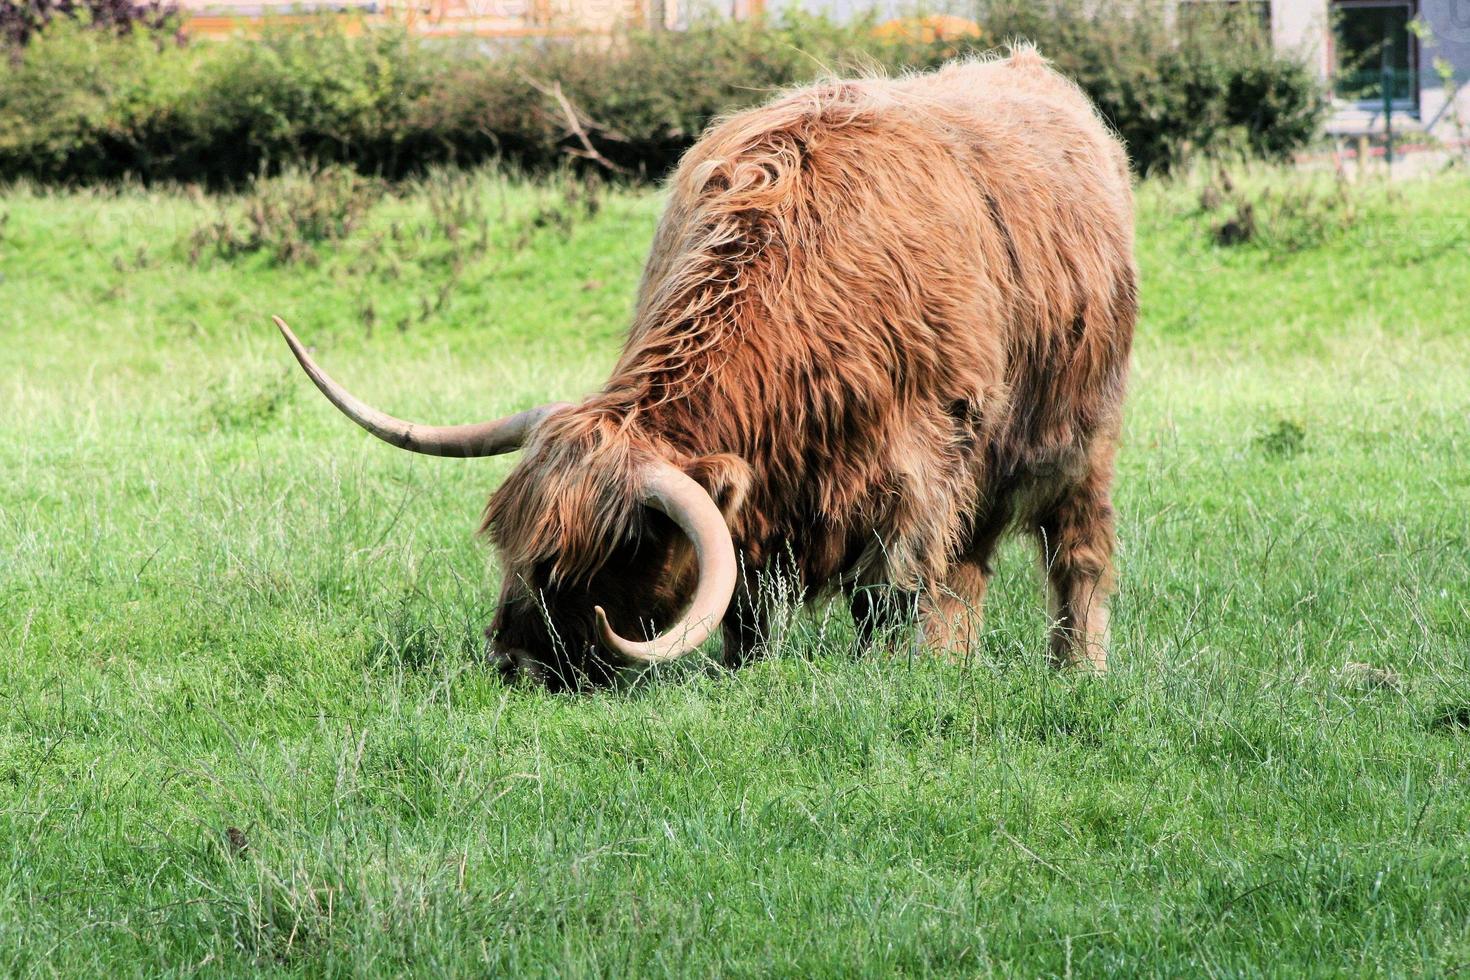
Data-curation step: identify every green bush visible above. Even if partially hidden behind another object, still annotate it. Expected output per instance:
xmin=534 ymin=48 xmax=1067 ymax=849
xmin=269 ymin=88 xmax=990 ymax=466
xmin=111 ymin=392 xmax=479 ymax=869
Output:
xmin=0 ymin=7 xmax=1327 ymax=186
xmin=974 ymin=0 xmax=1326 ymax=173
xmin=187 ymin=163 xmax=386 ymax=264
xmin=0 ymin=21 xmax=195 ymax=181
xmin=421 ymin=17 xmax=907 ymax=177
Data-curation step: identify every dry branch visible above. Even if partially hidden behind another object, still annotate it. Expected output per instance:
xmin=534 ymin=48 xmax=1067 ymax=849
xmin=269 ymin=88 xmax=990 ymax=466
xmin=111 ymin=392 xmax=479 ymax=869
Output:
xmin=520 ymin=72 xmax=630 ymax=174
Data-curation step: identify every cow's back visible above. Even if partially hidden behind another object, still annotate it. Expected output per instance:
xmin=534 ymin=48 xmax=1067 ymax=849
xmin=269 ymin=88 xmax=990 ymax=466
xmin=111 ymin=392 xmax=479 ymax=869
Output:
xmin=617 ymin=51 xmax=1136 ymax=588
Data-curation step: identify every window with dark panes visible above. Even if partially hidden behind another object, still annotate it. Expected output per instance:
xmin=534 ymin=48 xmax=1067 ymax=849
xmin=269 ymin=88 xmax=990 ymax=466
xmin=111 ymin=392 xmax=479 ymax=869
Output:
xmin=1333 ymin=0 xmax=1418 ymax=107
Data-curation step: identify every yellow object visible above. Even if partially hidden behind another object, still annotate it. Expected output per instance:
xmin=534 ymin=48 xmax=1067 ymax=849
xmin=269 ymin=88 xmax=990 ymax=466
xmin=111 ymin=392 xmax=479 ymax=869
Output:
xmin=873 ymin=14 xmax=983 ymax=45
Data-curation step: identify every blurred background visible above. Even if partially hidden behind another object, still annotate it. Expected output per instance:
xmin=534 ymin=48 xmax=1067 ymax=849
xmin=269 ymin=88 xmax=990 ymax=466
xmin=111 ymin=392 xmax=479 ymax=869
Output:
xmin=1 ymin=0 xmax=1467 ymax=183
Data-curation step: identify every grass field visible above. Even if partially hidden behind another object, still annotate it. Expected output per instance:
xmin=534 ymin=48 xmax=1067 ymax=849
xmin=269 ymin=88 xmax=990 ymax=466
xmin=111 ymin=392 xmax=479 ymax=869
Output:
xmin=2 ymin=164 xmax=1469 ymax=976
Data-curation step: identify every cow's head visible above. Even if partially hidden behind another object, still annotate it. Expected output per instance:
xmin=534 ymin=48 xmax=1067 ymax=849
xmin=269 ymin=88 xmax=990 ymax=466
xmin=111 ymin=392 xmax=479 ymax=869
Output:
xmin=275 ymin=317 xmax=742 ymax=690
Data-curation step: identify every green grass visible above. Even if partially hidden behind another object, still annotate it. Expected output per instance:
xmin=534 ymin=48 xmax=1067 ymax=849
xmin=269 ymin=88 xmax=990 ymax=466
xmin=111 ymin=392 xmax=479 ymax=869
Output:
xmin=2 ymin=165 xmax=1468 ymax=976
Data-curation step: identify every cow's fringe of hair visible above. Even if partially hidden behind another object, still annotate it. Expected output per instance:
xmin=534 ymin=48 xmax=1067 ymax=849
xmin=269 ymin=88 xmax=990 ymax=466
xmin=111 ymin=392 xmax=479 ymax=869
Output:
xmin=481 ymin=404 xmax=647 ymax=586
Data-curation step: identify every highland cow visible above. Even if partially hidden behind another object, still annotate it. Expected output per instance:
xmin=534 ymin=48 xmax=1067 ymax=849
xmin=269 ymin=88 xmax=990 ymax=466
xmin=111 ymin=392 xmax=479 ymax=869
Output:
xmin=276 ymin=48 xmax=1137 ymax=690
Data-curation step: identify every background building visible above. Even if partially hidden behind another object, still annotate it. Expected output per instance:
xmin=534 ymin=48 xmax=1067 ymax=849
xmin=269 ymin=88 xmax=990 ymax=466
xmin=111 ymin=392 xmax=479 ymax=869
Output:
xmin=1272 ymin=0 xmax=1470 ymax=141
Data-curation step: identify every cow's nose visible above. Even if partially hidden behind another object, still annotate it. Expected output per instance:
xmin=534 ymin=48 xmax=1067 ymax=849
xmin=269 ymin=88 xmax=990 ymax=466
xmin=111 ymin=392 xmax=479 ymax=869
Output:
xmin=485 ymin=630 xmax=517 ymax=679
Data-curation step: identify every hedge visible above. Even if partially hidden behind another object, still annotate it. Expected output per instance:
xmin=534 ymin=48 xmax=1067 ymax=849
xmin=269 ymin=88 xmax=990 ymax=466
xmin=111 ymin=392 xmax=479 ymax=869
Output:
xmin=0 ymin=6 xmax=1326 ymax=185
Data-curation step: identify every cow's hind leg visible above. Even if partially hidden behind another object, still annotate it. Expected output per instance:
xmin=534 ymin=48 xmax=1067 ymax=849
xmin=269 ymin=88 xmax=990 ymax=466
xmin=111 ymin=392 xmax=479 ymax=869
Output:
xmin=1032 ymin=462 xmax=1117 ymax=671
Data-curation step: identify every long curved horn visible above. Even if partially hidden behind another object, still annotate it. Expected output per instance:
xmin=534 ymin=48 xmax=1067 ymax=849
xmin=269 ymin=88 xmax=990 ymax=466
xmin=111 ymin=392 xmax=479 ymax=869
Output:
xmin=275 ymin=316 xmax=566 ymax=457
xmin=594 ymin=462 xmax=737 ymax=665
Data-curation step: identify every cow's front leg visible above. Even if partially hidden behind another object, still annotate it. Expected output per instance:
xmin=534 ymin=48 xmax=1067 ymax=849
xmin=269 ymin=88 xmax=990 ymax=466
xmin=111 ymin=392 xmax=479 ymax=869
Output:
xmin=848 ymin=583 xmax=919 ymax=656
xmin=918 ymin=560 xmax=991 ymax=660
xmin=720 ymin=561 xmax=799 ymax=668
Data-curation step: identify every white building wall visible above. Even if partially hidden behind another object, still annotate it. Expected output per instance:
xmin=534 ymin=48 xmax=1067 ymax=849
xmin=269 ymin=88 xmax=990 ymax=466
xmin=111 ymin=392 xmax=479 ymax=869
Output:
xmin=1272 ymin=0 xmax=1331 ymax=80
xmin=1416 ymin=0 xmax=1470 ymax=134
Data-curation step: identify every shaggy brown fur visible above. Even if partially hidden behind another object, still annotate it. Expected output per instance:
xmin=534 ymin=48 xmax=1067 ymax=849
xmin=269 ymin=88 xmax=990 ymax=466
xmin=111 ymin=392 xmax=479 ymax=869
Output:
xmin=484 ymin=48 xmax=1136 ymax=686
